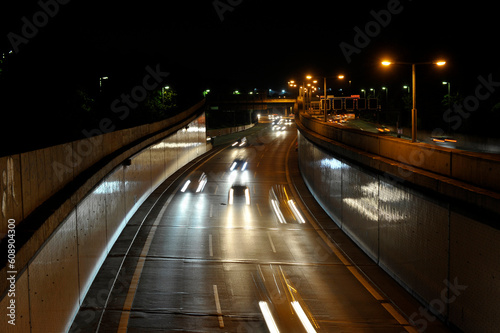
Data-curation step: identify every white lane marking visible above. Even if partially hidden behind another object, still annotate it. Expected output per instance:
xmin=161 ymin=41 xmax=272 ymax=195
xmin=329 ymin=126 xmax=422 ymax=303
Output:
xmin=209 ymin=234 xmax=213 ymax=257
xmin=210 ymin=203 xmax=213 ymax=217
xmin=213 ymin=285 xmax=224 ymax=328
xmin=267 ymin=231 xmax=277 ymax=253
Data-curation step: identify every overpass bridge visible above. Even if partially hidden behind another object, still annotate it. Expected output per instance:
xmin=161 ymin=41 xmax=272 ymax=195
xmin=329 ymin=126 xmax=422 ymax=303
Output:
xmin=207 ymin=96 xmax=298 ymax=114
xmin=0 ymin=101 xmax=498 ymax=332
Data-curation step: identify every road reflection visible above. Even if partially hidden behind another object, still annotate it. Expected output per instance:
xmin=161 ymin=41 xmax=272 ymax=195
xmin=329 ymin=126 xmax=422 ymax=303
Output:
xmin=254 ymin=264 xmax=319 ymax=332
xmin=269 ymin=184 xmax=306 ymax=224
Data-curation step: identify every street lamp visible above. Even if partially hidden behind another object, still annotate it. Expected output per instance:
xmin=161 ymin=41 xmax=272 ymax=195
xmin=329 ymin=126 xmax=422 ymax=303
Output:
xmin=382 ymin=60 xmax=446 ymax=142
xmin=382 ymin=86 xmax=388 ymax=103
xmin=304 ymin=74 xmax=352 ymax=121
xmin=305 ymin=75 xmax=322 ymax=114
xmin=337 ymin=74 xmax=352 ymax=95
xmin=442 ymin=81 xmax=452 ymax=133
xmin=161 ymin=85 xmax=170 ymax=103
xmin=442 ymin=81 xmax=451 ymax=107
xmin=305 ymin=75 xmax=313 ymax=111
xmin=99 ymin=76 xmax=109 ymax=92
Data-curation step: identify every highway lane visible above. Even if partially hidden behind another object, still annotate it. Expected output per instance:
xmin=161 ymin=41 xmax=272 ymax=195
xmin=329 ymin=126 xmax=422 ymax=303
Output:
xmin=72 ymin=121 xmax=422 ymax=332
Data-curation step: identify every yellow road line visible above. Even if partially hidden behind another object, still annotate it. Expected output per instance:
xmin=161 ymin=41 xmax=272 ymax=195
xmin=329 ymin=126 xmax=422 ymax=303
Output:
xmin=213 ymin=285 xmax=225 ymax=328
xmin=117 ymin=202 xmax=167 ymax=332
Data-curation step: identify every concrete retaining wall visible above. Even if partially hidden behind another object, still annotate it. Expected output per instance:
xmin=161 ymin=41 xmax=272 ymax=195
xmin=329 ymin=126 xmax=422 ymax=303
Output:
xmin=0 ymin=100 xmax=206 ymax=236
xmin=207 ymin=123 xmax=255 ymax=138
xmin=0 ymin=103 xmax=207 ymax=332
xmin=300 ymin=114 xmax=500 ymax=193
xmin=297 ymin=120 xmax=500 ymax=332
xmin=299 ymin=114 xmax=500 ymax=217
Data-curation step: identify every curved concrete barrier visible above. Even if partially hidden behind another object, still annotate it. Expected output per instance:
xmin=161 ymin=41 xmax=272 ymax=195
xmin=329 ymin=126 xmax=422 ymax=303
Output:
xmin=206 ymin=123 xmax=256 ymax=139
xmin=297 ymin=114 xmax=500 ymax=333
xmin=0 ymin=102 xmax=207 ymax=332
xmin=298 ymin=113 xmax=500 ymax=215
xmin=300 ymin=113 xmax=500 ymax=193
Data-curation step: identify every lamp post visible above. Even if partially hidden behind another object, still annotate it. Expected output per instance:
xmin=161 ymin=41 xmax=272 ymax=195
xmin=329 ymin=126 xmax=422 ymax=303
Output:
xmin=382 ymin=86 xmax=389 ymax=112
xmin=306 ymin=75 xmax=319 ymax=114
xmin=301 ymin=74 xmax=352 ymax=121
xmin=99 ymin=76 xmax=108 ymax=93
xmin=382 ymin=60 xmax=446 ymax=142
xmin=442 ymin=81 xmax=451 ymax=134
xmin=382 ymin=86 xmax=388 ymax=99
xmin=162 ymin=85 xmax=170 ymax=104
xmin=442 ymin=81 xmax=451 ymax=107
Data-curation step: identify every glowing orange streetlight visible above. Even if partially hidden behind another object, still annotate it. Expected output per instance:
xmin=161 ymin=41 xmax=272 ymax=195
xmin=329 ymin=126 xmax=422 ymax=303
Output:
xmin=382 ymin=59 xmax=446 ymax=142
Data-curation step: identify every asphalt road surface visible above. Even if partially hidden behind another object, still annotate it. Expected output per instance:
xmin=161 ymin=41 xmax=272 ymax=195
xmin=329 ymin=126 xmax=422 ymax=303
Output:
xmin=71 ymin=121 xmax=451 ymax=332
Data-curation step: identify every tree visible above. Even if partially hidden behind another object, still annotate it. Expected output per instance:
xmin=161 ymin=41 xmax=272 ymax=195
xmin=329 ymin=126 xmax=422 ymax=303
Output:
xmin=142 ymin=88 xmax=178 ymax=121
xmin=441 ymin=92 xmax=462 ymax=110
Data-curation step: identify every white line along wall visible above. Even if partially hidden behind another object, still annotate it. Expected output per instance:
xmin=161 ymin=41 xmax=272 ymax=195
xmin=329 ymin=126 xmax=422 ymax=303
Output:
xmin=0 ymin=113 xmax=207 ymax=333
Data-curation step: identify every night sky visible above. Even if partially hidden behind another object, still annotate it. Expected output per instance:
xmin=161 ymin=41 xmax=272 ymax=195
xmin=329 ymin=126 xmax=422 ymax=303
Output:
xmin=1 ymin=0 xmax=498 ymax=152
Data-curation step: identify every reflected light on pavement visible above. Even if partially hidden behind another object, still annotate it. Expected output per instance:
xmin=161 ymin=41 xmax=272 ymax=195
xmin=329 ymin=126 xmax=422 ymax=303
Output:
xmin=271 ymin=199 xmax=286 ymax=224
xmin=288 ymin=199 xmax=305 ymax=223
xmin=259 ymin=301 xmax=280 ymax=333
xmin=292 ymin=301 xmax=317 ymax=333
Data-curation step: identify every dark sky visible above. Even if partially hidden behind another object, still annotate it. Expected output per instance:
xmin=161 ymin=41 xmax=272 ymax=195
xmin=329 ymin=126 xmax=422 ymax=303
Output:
xmin=2 ymin=0 xmax=497 ymax=90
xmin=1 ymin=0 xmax=498 ymax=154
xmin=1 ymin=0 xmax=499 ymax=154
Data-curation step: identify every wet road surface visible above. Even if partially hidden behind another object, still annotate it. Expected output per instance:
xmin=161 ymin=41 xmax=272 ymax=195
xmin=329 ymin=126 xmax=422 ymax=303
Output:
xmin=71 ymin=122 xmax=451 ymax=332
